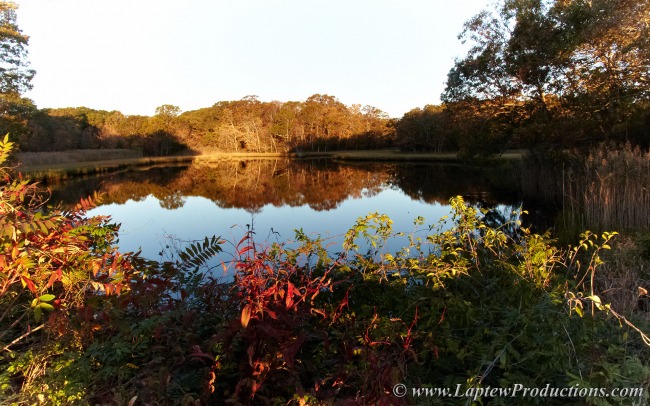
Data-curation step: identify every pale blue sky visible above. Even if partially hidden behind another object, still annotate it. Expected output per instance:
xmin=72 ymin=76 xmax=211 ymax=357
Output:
xmin=13 ymin=0 xmax=485 ymax=118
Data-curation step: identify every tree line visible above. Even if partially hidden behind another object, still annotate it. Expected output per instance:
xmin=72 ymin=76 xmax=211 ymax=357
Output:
xmin=6 ymin=96 xmax=395 ymax=155
xmin=1 ymin=0 xmax=649 ymax=158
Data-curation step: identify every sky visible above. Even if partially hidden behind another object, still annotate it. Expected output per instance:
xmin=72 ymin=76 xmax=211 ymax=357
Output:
xmin=13 ymin=0 xmax=485 ymax=118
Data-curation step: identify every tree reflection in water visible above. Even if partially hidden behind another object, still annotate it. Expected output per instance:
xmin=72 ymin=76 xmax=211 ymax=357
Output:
xmin=47 ymin=159 xmax=541 ymax=260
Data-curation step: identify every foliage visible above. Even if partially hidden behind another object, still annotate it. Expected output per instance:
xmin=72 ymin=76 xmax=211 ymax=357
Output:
xmin=0 ymin=2 xmax=34 ymax=95
xmin=0 ymin=135 xmax=135 ymax=403
xmin=443 ymin=0 xmax=650 ymax=155
xmin=0 ymin=1 xmax=36 ymax=142
xmin=393 ymin=104 xmax=457 ymax=152
xmin=31 ymin=198 xmax=644 ymax=405
xmin=18 ymin=95 xmax=394 ymax=154
xmin=521 ymin=143 xmax=650 ymax=234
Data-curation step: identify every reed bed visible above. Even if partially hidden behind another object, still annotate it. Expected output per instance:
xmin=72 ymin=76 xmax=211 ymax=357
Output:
xmin=597 ymin=234 xmax=650 ymax=317
xmin=572 ymin=145 xmax=650 ymax=231
xmin=522 ymin=144 xmax=650 ymax=232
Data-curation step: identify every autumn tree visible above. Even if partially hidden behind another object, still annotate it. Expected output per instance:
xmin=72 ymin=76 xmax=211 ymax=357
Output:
xmin=395 ymin=105 xmax=455 ymax=152
xmin=19 ymin=95 xmax=394 ymax=153
xmin=154 ymin=104 xmax=181 ymax=128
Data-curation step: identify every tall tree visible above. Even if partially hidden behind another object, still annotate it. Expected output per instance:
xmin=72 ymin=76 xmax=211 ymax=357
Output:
xmin=0 ymin=1 xmax=34 ymax=95
xmin=0 ymin=1 xmax=36 ymax=143
xmin=443 ymin=0 xmax=650 ymax=152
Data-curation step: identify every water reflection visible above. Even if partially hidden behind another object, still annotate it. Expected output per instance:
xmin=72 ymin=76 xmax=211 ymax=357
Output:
xmin=47 ymin=158 xmax=528 ymax=259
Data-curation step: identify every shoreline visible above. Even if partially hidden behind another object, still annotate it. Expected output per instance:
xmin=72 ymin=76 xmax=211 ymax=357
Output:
xmin=17 ymin=149 xmax=525 ymax=180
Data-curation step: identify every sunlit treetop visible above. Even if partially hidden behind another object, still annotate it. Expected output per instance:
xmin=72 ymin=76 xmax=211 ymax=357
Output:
xmin=0 ymin=1 xmax=34 ymax=95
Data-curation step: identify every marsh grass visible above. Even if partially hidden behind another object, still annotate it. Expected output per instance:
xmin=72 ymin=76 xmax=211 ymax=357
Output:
xmin=17 ymin=149 xmax=143 ymax=166
xmin=20 ymin=155 xmax=196 ymax=181
xmin=523 ymin=144 xmax=650 ymax=233
xmin=578 ymin=146 xmax=650 ymax=231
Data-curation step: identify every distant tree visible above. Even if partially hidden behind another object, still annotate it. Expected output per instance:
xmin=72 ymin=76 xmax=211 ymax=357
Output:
xmin=155 ymin=104 xmax=181 ymax=117
xmin=270 ymin=101 xmax=301 ymax=146
xmin=0 ymin=92 xmax=35 ymax=146
xmin=155 ymin=104 xmax=181 ymax=125
xmin=153 ymin=104 xmax=182 ymax=136
xmin=395 ymin=105 xmax=454 ymax=152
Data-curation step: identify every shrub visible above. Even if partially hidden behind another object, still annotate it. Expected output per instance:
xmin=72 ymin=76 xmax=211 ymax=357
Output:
xmin=0 ymin=135 xmax=135 ymax=403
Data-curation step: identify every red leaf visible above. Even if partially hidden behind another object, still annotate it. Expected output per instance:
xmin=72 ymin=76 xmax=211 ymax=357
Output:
xmin=21 ymin=276 xmax=36 ymax=293
xmin=237 ymin=234 xmax=249 ymax=248
xmin=238 ymin=245 xmax=253 ymax=256
xmin=46 ymin=268 xmax=62 ymax=288
xmin=247 ymin=345 xmax=255 ymax=366
xmin=190 ymin=345 xmax=215 ymax=362
xmin=92 ymin=261 xmax=101 ymax=277
xmin=265 ymin=308 xmax=278 ymax=319
xmin=332 ymin=287 xmax=351 ymax=323
xmin=286 ymin=282 xmax=295 ymax=309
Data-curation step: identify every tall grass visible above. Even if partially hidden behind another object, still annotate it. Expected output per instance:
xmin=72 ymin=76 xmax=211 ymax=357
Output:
xmin=17 ymin=149 xmax=142 ymax=166
xmin=562 ymin=145 xmax=650 ymax=230
xmin=577 ymin=145 xmax=650 ymax=230
xmin=522 ymin=144 xmax=650 ymax=232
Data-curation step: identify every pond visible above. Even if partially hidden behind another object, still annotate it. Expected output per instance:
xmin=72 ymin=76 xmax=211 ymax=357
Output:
xmin=46 ymin=158 xmax=550 ymax=263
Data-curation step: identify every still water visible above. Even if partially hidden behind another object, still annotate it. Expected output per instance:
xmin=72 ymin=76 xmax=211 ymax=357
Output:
xmin=48 ymin=158 xmax=536 ymax=261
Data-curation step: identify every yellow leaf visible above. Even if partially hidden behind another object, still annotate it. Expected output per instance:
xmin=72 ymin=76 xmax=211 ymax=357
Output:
xmin=241 ymin=305 xmax=252 ymax=329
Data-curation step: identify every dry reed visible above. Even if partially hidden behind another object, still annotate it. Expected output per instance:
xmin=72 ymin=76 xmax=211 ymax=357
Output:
xmin=16 ymin=149 xmax=142 ymax=166
xmin=521 ymin=144 xmax=650 ymax=232
xmin=575 ymin=144 xmax=650 ymax=231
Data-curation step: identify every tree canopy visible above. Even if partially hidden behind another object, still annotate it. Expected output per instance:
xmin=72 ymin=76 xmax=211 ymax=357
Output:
xmin=0 ymin=1 xmax=34 ymax=95
xmin=0 ymin=1 xmax=36 ymax=142
xmin=443 ymin=0 xmax=650 ymax=153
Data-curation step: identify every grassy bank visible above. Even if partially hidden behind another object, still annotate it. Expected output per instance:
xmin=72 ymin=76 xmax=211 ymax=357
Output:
xmin=18 ymin=148 xmax=526 ymax=180
xmin=328 ymin=149 xmax=525 ymax=162
xmin=18 ymin=155 xmax=196 ymax=181
xmin=16 ymin=149 xmax=144 ymax=166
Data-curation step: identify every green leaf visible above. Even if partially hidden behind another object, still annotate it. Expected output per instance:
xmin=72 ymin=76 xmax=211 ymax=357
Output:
xmin=38 ymin=303 xmax=54 ymax=311
xmin=34 ymin=306 xmax=42 ymax=322
xmin=38 ymin=294 xmax=55 ymax=302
